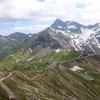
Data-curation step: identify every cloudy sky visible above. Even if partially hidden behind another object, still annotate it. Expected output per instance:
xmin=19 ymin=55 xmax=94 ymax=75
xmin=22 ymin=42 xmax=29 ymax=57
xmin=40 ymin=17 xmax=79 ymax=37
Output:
xmin=0 ymin=0 xmax=100 ymax=35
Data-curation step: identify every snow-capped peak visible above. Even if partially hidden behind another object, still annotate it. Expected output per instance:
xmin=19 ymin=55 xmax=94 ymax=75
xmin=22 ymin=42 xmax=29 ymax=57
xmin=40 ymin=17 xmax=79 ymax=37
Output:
xmin=50 ymin=19 xmax=100 ymax=54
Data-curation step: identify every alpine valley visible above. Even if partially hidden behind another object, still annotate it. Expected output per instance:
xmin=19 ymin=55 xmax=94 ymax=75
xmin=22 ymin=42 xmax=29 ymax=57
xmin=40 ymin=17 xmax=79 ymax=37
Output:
xmin=0 ymin=19 xmax=100 ymax=100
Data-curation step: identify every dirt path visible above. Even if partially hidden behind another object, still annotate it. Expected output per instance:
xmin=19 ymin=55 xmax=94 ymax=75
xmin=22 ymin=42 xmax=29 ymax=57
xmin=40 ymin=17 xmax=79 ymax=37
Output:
xmin=0 ymin=72 xmax=16 ymax=100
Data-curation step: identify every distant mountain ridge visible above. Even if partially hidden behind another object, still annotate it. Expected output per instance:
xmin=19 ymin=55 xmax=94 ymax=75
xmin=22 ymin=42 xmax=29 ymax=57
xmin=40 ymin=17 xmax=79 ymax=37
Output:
xmin=0 ymin=19 xmax=100 ymax=61
xmin=51 ymin=19 xmax=96 ymax=33
xmin=0 ymin=32 xmax=30 ymax=60
xmin=0 ymin=32 xmax=29 ymax=51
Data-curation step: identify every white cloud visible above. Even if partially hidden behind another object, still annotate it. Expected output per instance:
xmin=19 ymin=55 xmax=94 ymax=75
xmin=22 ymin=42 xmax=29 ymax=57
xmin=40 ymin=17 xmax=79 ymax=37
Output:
xmin=42 ymin=0 xmax=100 ymax=24
xmin=0 ymin=0 xmax=44 ymax=19
xmin=11 ymin=24 xmax=48 ymax=33
xmin=0 ymin=0 xmax=100 ymax=24
xmin=0 ymin=0 xmax=100 ymax=35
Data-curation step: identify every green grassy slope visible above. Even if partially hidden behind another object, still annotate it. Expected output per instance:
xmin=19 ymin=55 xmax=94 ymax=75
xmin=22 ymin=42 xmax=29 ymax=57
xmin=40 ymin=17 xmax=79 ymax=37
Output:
xmin=3 ymin=66 xmax=100 ymax=100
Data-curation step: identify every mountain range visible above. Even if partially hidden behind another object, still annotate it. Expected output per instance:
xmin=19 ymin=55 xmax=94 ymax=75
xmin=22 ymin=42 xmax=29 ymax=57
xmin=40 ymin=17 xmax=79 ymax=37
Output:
xmin=0 ymin=19 xmax=100 ymax=100
xmin=0 ymin=19 xmax=100 ymax=59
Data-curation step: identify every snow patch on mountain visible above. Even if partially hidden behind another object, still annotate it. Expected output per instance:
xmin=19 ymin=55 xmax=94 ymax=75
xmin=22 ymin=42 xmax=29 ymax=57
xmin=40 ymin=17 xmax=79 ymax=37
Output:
xmin=79 ymin=28 xmax=94 ymax=41
xmin=54 ymin=26 xmax=100 ymax=53
xmin=56 ymin=30 xmax=67 ymax=36
xmin=67 ymin=25 xmax=77 ymax=29
xmin=70 ymin=66 xmax=84 ymax=72
xmin=57 ymin=26 xmax=62 ymax=29
xmin=51 ymin=19 xmax=100 ymax=53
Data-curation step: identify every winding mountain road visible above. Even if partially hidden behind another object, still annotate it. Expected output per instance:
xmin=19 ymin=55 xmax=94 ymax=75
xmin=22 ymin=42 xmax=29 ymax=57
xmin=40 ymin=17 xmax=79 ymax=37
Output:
xmin=58 ymin=52 xmax=96 ymax=68
xmin=0 ymin=51 xmax=97 ymax=100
